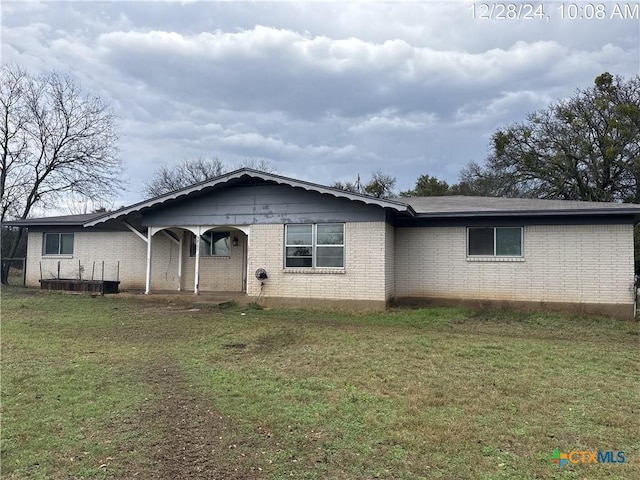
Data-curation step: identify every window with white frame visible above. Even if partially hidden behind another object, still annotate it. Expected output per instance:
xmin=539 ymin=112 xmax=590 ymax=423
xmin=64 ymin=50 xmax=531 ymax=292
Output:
xmin=467 ymin=227 xmax=522 ymax=257
xmin=189 ymin=231 xmax=230 ymax=257
xmin=285 ymin=223 xmax=344 ymax=268
xmin=43 ymin=233 xmax=74 ymax=255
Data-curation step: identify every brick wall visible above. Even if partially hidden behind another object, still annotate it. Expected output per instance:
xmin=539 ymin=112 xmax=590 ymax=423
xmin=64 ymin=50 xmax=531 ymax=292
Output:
xmin=246 ymin=222 xmax=389 ymax=302
xmin=25 ymin=230 xmax=241 ymax=292
xmin=385 ymin=222 xmax=395 ymax=301
xmin=27 ymin=222 xmax=633 ymax=311
xmin=26 ymin=230 xmax=176 ymax=290
xmin=394 ymin=224 xmax=635 ymax=306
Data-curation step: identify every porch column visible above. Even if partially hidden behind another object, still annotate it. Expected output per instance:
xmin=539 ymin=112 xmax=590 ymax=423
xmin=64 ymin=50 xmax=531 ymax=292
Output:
xmin=177 ymin=232 xmax=183 ymax=292
xmin=145 ymin=228 xmax=153 ymax=295
xmin=194 ymin=227 xmax=201 ymax=295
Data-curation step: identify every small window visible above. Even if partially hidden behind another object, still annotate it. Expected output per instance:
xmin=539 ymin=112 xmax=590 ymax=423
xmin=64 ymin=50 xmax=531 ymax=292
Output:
xmin=285 ymin=223 xmax=344 ymax=268
xmin=189 ymin=231 xmax=230 ymax=257
xmin=44 ymin=233 xmax=74 ymax=255
xmin=467 ymin=227 xmax=522 ymax=257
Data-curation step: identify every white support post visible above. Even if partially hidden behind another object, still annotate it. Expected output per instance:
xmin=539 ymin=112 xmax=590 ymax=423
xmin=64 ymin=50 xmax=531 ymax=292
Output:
xmin=177 ymin=232 xmax=183 ymax=291
xmin=123 ymin=221 xmax=148 ymax=243
xmin=194 ymin=228 xmax=201 ymax=295
xmin=145 ymin=228 xmax=153 ymax=295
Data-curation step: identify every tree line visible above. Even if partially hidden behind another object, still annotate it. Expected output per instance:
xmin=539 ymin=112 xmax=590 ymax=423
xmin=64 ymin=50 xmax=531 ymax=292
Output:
xmin=2 ymin=63 xmax=639 ymax=282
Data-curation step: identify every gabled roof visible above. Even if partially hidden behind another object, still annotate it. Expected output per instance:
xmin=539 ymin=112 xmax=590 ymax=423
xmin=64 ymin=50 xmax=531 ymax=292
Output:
xmin=4 ymin=170 xmax=640 ymax=228
xmin=82 ymin=168 xmax=414 ymax=227
xmin=401 ymin=196 xmax=640 ymax=217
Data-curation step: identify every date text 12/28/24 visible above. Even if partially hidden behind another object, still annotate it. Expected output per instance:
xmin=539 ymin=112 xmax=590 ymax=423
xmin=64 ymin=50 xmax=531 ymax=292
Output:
xmin=471 ymin=3 xmax=639 ymax=20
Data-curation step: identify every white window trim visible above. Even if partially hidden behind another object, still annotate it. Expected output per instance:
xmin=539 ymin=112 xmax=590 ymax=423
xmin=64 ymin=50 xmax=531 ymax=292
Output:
xmin=284 ymin=223 xmax=345 ymax=269
xmin=466 ymin=226 xmax=524 ymax=259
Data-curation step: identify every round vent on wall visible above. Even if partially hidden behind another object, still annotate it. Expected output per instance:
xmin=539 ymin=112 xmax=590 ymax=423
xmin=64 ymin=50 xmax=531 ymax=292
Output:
xmin=255 ymin=268 xmax=268 ymax=281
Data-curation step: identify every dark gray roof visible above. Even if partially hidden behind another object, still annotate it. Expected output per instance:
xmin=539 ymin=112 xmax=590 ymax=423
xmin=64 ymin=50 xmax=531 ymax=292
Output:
xmin=398 ymin=196 xmax=640 ymax=217
xmin=3 ymin=212 xmax=104 ymax=227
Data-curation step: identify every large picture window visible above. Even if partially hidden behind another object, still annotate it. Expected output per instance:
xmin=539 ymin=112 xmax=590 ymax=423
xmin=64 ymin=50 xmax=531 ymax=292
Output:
xmin=285 ymin=223 xmax=344 ymax=268
xmin=467 ymin=227 xmax=522 ymax=257
xmin=189 ymin=231 xmax=230 ymax=257
xmin=44 ymin=233 xmax=74 ymax=255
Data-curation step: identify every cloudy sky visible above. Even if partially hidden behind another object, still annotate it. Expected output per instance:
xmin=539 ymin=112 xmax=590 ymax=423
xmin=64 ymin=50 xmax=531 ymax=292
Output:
xmin=2 ymin=0 xmax=639 ymax=207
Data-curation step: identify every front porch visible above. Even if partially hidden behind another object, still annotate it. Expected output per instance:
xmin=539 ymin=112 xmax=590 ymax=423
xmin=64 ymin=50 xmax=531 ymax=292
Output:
xmin=130 ymin=224 xmax=249 ymax=295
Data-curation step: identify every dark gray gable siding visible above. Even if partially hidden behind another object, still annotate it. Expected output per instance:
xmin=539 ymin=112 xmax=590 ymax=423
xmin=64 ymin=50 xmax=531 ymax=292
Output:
xmin=142 ymin=184 xmax=387 ymax=226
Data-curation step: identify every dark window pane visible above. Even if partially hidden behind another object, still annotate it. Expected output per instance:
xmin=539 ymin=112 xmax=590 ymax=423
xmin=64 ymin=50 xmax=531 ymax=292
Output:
xmin=286 ymin=257 xmax=313 ymax=267
xmin=468 ymin=228 xmax=494 ymax=255
xmin=317 ymin=246 xmax=344 ymax=267
xmin=45 ymin=234 xmax=60 ymax=255
xmin=200 ymin=233 xmax=213 ymax=256
xmin=286 ymin=246 xmax=312 ymax=257
xmin=496 ymin=228 xmax=522 ymax=256
xmin=212 ymin=232 xmax=230 ymax=256
xmin=60 ymin=234 xmax=74 ymax=255
xmin=189 ymin=233 xmax=196 ymax=256
xmin=286 ymin=246 xmax=312 ymax=267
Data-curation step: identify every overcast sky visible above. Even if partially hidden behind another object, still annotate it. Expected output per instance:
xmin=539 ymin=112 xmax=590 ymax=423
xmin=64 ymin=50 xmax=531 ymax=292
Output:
xmin=2 ymin=1 xmax=639 ymax=207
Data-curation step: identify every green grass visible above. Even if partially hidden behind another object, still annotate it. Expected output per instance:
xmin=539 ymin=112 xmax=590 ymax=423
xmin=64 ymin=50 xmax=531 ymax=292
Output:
xmin=2 ymin=287 xmax=639 ymax=479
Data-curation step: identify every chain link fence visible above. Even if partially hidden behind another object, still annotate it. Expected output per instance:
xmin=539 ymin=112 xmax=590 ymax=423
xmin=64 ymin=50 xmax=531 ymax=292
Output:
xmin=2 ymin=258 xmax=26 ymax=286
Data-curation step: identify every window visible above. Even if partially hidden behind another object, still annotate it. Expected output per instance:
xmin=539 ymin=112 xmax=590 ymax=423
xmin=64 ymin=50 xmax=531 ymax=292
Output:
xmin=44 ymin=233 xmax=74 ymax=255
xmin=467 ymin=227 xmax=522 ymax=257
xmin=189 ymin=231 xmax=230 ymax=257
xmin=285 ymin=223 xmax=344 ymax=268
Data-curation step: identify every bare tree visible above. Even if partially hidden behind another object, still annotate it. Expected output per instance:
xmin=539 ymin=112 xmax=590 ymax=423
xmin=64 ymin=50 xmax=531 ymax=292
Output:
xmin=1 ymin=64 xmax=121 ymax=283
xmin=332 ymin=180 xmax=361 ymax=193
xmin=332 ymin=171 xmax=396 ymax=198
xmin=363 ymin=170 xmax=396 ymax=198
xmin=331 ymin=174 xmax=362 ymax=193
xmin=236 ymin=157 xmax=274 ymax=173
xmin=62 ymin=192 xmax=115 ymax=215
xmin=143 ymin=157 xmax=225 ymax=197
xmin=142 ymin=156 xmax=276 ymax=197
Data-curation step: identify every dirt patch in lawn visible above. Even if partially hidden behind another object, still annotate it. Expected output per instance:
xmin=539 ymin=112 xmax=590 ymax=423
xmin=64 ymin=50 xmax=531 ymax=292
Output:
xmin=117 ymin=361 xmax=266 ymax=480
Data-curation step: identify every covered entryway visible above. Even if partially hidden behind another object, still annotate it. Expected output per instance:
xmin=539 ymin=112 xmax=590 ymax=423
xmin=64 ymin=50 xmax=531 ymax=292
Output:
xmin=137 ymin=225 xmax=249 ymax=295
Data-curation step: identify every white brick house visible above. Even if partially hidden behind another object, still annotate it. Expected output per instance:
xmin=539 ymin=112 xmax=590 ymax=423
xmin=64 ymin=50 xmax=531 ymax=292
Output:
xmin=6 ymin=169 xmax=640 ymax=317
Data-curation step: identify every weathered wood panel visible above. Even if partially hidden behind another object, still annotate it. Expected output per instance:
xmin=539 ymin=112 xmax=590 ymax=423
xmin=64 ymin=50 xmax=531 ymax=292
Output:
xmin=40 ymin=279 xmax=120 ymax=293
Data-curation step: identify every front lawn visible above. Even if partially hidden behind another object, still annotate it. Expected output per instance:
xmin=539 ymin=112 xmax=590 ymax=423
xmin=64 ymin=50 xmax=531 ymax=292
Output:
xmin=1 ymin=287 xmax=638 ymax=479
